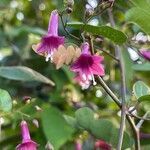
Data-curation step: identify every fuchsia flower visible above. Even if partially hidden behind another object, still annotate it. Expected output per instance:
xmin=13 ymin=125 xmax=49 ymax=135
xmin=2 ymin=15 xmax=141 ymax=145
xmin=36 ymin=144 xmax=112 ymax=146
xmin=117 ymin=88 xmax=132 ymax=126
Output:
xmin=140 ymin=49 xmax=150 ymax=61
xmin=71 ymin=42 xmax=104 ymax=88
xmin=16 ymin=120 xmax=38 ymax=150
xmin=35 ymin=10 xmax=65 ymax=61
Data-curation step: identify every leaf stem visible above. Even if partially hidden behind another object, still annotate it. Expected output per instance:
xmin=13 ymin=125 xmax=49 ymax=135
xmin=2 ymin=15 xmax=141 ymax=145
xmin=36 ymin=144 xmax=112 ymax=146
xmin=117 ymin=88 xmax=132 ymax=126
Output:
xmin=59 ymin=13 xmax=81 ymax=41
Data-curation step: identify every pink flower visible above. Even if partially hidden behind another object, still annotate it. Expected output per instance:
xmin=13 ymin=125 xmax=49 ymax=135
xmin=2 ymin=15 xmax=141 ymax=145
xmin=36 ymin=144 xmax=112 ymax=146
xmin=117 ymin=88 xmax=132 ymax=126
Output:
xmin=140 ymin=49 xmax=150 ymax=61
xmin=95 ymin=140 xmax=111 ymax=150
xmin=35 ymin=10 xmax=65 ymax=61
xmin=16 ymin=120 xmax=38 ymax=150
xmin=71 ymin=42 xmax=104 ymax=86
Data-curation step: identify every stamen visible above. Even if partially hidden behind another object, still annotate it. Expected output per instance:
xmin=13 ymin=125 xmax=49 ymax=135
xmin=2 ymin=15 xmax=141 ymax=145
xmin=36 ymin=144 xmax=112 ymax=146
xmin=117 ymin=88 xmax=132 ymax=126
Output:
xmin=91 ymin=74 xmax=97 ymax=85
xmin=45 ymin=53 xmax=51 ymax=62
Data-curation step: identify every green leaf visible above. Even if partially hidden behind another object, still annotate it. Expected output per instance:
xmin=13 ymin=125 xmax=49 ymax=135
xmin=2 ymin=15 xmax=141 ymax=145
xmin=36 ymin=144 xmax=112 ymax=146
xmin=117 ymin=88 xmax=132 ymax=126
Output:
xmin=110 ymin=128 xmax=133 ymax=149
xmin=0 ymin=66 xmax=55 ymax=86
xmin=0 ymin=89 xmax=12 ymax=112
xmin=125 ymin=0 xmax=150 ymax=34
xmin=138 ymin=95 xmax=150 ymax=103
xmin=67 ymin=22 xmax=127 ymax=44
xmin=90 ymin=119 xmax=113 ymax=141
xmin=132 ymin=63 xmax=150 ymax=71
xmin=64 ymin=115 xmax=78 ymax=128
xmin=133 ymin=81 xmax=150 ymax=99
xmin=41 ymin=106 xmax=74 ymax=150
xmin=75 ymin=107 xmax=94 ymax=130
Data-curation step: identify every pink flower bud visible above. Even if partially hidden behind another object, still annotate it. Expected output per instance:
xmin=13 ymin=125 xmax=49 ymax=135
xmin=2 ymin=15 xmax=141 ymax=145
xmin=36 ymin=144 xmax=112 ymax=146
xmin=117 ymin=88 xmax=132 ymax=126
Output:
xmin=16 ymin=120 xmax=38 ymax=150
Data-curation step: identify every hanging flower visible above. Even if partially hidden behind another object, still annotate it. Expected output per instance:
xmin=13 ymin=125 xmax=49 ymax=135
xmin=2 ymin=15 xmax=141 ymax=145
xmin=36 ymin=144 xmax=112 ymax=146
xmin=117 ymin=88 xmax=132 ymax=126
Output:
xmin=70 ymin=42 xmax=105 ymax=86
xmin=95 ymin=140 xmax=111 ymax=150
xmin=33 ymin=10 xmax=65 ymax=61
xmin=16 ymin=120 xmax=38 ymax=150
xmin=140 ymin=49 xmax=150 ymax=61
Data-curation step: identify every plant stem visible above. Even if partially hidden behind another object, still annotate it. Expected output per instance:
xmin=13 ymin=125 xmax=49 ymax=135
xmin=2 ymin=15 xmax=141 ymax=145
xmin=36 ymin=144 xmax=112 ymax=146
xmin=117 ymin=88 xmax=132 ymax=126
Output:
xmin=108 ymin=8 xmax=127 ymax=150
xmin=59 ymin=14 xmax=81 ymax=41
xmin=98 ymin=76 xmax=121 ymax=107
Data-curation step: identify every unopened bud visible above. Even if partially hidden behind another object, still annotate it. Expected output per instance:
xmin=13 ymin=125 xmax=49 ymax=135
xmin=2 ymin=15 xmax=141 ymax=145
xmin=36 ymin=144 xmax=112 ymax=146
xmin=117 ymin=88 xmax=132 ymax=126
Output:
xmin=35 ymin=105 xmax=42 ymax=111
xmin=86 ymin=9 xmax=94 ymax=16
xmin=13 ymin=100 xmax=17 ymax=105
xmin=32 ymin=119 xmax=39 ymax=128
xmin=45 ymin=141 xmax=54 ymax=150
xmin=64 ymin=0 xmax=74 ymax=7
xmin=23 ymin=96 xmax=31 ymax=104
xmin=66 ymin=7 xmax=73 ymax=14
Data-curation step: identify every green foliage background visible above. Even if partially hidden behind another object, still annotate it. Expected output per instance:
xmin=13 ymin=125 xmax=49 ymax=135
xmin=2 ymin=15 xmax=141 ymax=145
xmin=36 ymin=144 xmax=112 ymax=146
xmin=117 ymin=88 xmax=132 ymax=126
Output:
xmin=0 ymin=0 xmax=150 ymax=149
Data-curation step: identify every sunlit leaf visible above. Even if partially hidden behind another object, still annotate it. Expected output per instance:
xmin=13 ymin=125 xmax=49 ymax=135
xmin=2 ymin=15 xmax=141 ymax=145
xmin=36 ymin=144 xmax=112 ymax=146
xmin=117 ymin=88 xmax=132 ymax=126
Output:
xmin=0 ymin=66 xmax=55 ymax=86
xmin=133 ymin=81 xmax=150 ymax=99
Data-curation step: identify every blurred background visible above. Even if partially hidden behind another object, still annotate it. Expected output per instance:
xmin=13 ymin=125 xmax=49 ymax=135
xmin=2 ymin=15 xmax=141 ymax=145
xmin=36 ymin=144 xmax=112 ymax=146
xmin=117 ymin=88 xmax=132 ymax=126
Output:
xmin=0 ymin=0 xmax=150 ymax=149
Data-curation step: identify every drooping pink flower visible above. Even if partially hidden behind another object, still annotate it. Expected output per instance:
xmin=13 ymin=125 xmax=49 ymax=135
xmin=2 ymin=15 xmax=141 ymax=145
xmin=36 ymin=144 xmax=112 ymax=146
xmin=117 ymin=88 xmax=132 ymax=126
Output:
xmin=16 ymin=120 xmax=38 ymax=150
xmin=35 ymin=10 xmax=65 ymax=61
xmin=95 ymin=140 xmax=111 ymax=150
xmin=71 ymin=42 xmax=104 ymax=86
xmin=140 ymin=49 xmax=150 ymax=61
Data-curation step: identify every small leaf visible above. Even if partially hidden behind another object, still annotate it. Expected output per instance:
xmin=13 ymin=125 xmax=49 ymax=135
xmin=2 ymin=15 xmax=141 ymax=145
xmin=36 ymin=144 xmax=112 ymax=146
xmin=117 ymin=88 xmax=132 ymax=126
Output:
xmin=0 ymin=66 xmax=55 ymax=86
xmin=132 ymin=63 xmax=150 ymax=71
xmin=41 ymin=106 xmax=74 ymax=150
xmin=75 ymin=107 xmax=94 ymax=130
xmin=138 ymin=95 xmax=150 ymax=103
xmin=0 ymin=89 xmax=12 ymax=112
xmin=67 ymin=22 xmax=127 ymax=44
xmin=133 ymin=81 xmax=150 ymax=99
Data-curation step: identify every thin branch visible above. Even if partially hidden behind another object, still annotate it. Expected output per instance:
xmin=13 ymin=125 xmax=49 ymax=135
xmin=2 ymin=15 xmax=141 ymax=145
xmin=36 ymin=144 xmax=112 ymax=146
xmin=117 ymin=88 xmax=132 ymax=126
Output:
xmin=108 ymin=8 xmax=127 ymax=150
xmin=59 ymin=14 xmax=81 ymax=41
xmin=98 ymin=76 xmax=121 ymax=107
xmin=136 ymin=112 xmax=150 ymax=129
xmin=86 ymin=4 xmax=111 ymax=22
xmin=95 ymin=47 xmax=119 ymax=62
xmin=128 ymin=112 xmax=150 ymax=121
xmin=126 ymin=116 xmax=141 ymax=150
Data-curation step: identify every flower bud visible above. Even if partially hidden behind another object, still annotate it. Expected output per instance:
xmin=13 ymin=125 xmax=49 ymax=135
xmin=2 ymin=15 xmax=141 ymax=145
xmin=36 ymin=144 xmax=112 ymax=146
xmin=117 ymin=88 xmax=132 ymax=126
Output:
xmin=64 ymin=0 xmax=74 ymax=7
xmin=45 ymin=141 xmax=54 ymax=150
xmin=16 ymin=120 xmax=38 ymax=150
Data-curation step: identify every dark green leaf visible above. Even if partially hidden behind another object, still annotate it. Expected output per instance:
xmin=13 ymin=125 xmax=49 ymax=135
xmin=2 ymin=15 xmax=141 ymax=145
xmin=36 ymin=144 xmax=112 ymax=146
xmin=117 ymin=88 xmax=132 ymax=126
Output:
xmin=41 ymin=106 xmax=75 ymax=150
xmin=0 ymin=89 xmax=12 ymax=112
xmin=0 ymin=66 xmax=55 ymax=86
xmin=67 ymin=22 xmax=127 ymax=44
